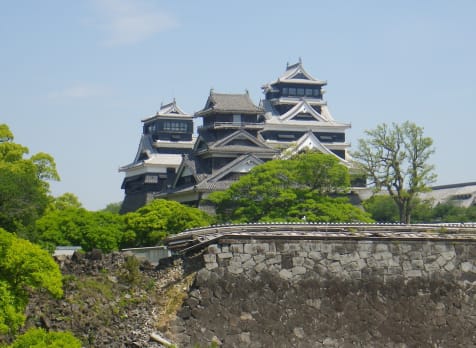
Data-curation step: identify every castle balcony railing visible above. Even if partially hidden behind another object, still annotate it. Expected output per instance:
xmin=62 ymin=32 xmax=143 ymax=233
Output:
xmin=198 ymin=122 xmax=265 ymax=130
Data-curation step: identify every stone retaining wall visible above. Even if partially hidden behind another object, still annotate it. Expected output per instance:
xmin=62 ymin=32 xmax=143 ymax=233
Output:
xmin=172 ymin=238 xmax=476 ymax=347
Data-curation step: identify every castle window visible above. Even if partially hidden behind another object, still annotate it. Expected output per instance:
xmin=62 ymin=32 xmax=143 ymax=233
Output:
xmin=313 ymin=89 xmax=320 ymax=97
xmin=305 ymin=88 xmax=313 ymax=97
xmin=164 ymin=121 xmax=188 ymax=133
xmin=297 ymin=88 xmax=305 ymax=96
xmin=278 ymin=134 xmax=295 ymax=139
xmin=289 ymin=88 xmax=296 ymax=96
xmin=282 ymin=87 xmax=288 ymax=96
xmin=144 ymin=175 xmax=158 ymax=184
xmin=233 ymin=114 xmax=242 ymax=124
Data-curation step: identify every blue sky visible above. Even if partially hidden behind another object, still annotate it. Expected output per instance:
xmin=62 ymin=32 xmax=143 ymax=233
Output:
xmin=1 ymin=0 xmax=475 ymax=210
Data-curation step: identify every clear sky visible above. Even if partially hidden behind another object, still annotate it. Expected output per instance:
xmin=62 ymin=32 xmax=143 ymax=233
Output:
xmin=1 ymin=0 xmax=475 ymax=210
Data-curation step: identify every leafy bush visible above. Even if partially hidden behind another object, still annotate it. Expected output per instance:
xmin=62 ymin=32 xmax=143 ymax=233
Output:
xmin=8 ymin=328 xmax=81 ymax=348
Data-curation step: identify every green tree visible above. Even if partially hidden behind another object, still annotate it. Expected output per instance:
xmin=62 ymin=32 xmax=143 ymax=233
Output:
xmin=101 ymin=201 xmax=122 ymax=214
xmin=363 ymin=195 xmax=399 ymax=222
xmin=353 ymin=121 xmax=436 ymax=223
xmin=0 ymin=229 xmax=63 ymax=335
xmin=34 ymin=207 xmax=126 ymax=252
xmin=209 ymin=153 xmax=371 ymax=223
xmin=47 ymin=193 xmax=83 ymax=212
xmin=8 ymin=328 xmax=81 ymax=348
xmin=0 ymin=125 xmax=59 ymax=234
xmin=123 ymin=199 xmax=213 ymax=247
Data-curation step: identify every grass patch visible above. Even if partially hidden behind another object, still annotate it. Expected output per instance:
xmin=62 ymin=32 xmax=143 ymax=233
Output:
xmin=156 ymin=273 xmax=196 ymax=331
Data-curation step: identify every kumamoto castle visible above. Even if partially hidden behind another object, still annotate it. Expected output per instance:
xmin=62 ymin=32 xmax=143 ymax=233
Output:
xmin=119 ymin=61 xmax=476 ymax=214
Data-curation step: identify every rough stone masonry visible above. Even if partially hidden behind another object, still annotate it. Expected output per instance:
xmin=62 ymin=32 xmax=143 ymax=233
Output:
xmin=170 ymin=237 xmax=476 ymax=348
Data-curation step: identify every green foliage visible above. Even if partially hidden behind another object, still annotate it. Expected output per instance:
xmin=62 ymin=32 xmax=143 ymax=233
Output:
xmin=0 ymin=229 xmax=63 ymax=335
xmin=363 ymin=195 xmax=400 ymax=223
xmin=123 ymin=199 xmax=214 ymax=247
xmin=209 ymin=152 xmax=371 ymax=223
xmin=429 ymin=202 xmax=476 ymax=223
xmin=101 ymin=201 xmax=122 ymax=214
xmin=47 ymin=193 xmax=83 ymax=212
xmin=363 ymin=194 xmax=476 ymax=223
xmin=0 ymin=124 xmax=59 ymax=234
xmin=353 ymin=121 xmax=436 ymax=223
xmin=119 ymin=255 xmax=141 ymax=285
xmin=8 ymin=328 xmax=81 ymax=348
xmin=0 ymin=281 xmax=25 ymax=335
xmin=34 ymin=207 xmax=125 ymax=252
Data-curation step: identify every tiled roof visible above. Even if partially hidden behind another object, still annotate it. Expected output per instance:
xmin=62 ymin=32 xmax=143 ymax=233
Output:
xmin=142 ymin=99 xmax=192 ymax=122
xmin=197 ymin=91 xmax=263 ymax=115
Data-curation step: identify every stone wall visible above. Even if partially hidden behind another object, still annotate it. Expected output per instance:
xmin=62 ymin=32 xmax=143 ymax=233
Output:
xmin=172 ymin=238 xmax=476 ymax=347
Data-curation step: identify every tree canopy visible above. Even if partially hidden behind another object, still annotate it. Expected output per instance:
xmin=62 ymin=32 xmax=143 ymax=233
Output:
xmin=34 ymin=206 xmax=126 ymax=253
xmin=0 ymin=229 xmax=63 ymax=335
xmin=7 ymin=328 xmax=81 ymax=348
xmin=123 ymin=199 xmax=214 ymax=247
xmin=353 ymin=121 xmax=436 ymax=223
xmin=0 ymin=124 xmax=59 ymax=234
xmin=208 ymin=152 xmax=372 ymax=223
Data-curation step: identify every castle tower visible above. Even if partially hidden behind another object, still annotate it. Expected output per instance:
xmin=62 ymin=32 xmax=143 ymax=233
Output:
xmin=119 ymin=100 xmax=195 ymax=213
xmin=260 ymin=61 xmax=351 ymax=162
xmin=163 ymin=91 xmax=279 ymax=205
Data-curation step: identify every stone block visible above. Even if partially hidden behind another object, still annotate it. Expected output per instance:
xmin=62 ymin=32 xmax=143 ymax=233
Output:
xmin=279 ymin=269 xmax=293 ymax=280
xmin=411 ymin=259 xmax=424 ymax=269
xmin=254 ymin=262 xmax=266 ymax=273
xmin=402 ymin=261 xmax=412 ymax=271
xmin=441 ymin=251 xmax=455 ymax=261
xmin=357 ymin=242 xmax=373 ymax=251
xmin=229 ymin=264 xmax=243 ymax=274
xmin=461 ymin=262 xmax=474 ymax=273
xmin=436 ymin=255 xmax=447 ymax=267
xmin=217 ymin=252 xmax=233 ymax=259
xmin=405 ymin=270 xmax=422 ymax=278
xmin=320 ymin=243 xmax=333 ymax=253
xmin=283 ymin=243 xmax=301 ymax=252
xmin=374 ymin=251 xmax=393 ymax=261
xmin=207 ymin=244 xmax=220 ymax=254
xmin=424 ymin=262 xmax=440 ymax=273
xmin=308 ymin=251 xmax=322 ymax=260
xmin=253 ymin=254 xmax=266 ymax=263
xmin=293 ymin=256 xmax=305 ymax=266
xmin=221 ymin=246 xmax=229 ymax=253
xmin=205 ymin=262 xmax=218 ymax=270
xmin=292 ymin=266 xmax=307 ymax=276
xmin=230 ymin=244 xmax=244 ymax=253
xmin=444 ymin=262 xmax=455 ymax=272
xmin=243 ymin=259 xmax=256 ymax=269
xmin=203 ymin=254 xmax=216 ymax=263
xmin=266 ymin=254 xmax=281 ymax=265
xmin=244 ymin=243 xmax=267 ymax=255
xmin=306 ymin=299 xmax=321 ymax=309
xmin=348 ymin=259 xmax=366 ymax=271
xmin=358 ymin=251 xmax=370 ymax=259
xmin=293 ymin=327 xmax=305 ymax=339
xmin=240 ymin=312 xmax=253 ymax=321
xmin=239 ymin=332 xmax=251 ymax=344
xmin=303 ymin=258 xmax=315 ymax=269
xmin=433 ymin=244 xmax=451 ymax=253
xmin=340 ymin=252 xmax=360 ymax=265
xmin=408 ymin=251 xmax=422 ymax=260
xmin=328 ymin=261 xmax=342 ymax=273
xmin=196 ymin=269 xmax=211 ymax=284
xmin=327 ymin=252 xmax=341 ymax=261
xmin=375 ymin=244 xmax=388 ymax=252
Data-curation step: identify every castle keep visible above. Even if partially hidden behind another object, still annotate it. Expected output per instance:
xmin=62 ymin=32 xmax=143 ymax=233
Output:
xmin=120 ymin=62 xmax=352 ymax=213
